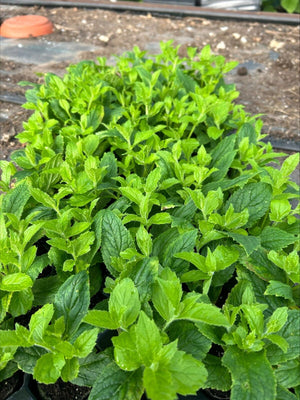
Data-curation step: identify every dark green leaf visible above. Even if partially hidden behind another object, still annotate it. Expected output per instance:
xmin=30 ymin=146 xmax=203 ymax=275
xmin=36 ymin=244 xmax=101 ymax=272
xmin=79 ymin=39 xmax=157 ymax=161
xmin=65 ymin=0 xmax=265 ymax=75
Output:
xmin=222 ymin=347 xmax=275 ymax=400
xmin=226 ymin=182 xmax=272 ymax=227
xmin=89 ymin=362 xmax=143 ymax=400
xmin=54 ymin=271 xmax=90 ymax=339
xmin=260 ymin=226 xmax=296 ymax=250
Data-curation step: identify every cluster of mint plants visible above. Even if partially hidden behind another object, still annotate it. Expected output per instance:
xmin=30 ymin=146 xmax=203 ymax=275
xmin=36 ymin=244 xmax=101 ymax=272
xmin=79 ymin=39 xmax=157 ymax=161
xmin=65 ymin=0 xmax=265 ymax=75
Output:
xmin=0 ymin=41 xmax=299 ymax=400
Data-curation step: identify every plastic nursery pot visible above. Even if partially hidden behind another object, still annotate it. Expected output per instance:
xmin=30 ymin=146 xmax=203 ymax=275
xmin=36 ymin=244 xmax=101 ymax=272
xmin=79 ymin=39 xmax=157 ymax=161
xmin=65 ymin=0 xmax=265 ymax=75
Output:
xmin=7 ymin=374 xmax=36 ymax=400
xmin=0 ymin=15 xmax=53 ymax=39
xmin=143 ymin=0 xmax=196 ymax=4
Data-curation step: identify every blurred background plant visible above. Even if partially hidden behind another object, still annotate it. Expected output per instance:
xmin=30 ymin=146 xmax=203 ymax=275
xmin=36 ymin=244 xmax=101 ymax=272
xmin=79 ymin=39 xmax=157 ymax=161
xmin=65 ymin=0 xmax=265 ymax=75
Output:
xmin=261 ymin=0 xmax=300 ymax=12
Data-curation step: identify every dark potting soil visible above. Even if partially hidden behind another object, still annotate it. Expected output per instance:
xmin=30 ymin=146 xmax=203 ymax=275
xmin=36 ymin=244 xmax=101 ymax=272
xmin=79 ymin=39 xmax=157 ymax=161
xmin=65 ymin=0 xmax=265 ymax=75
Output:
xmin=0 ymin=371 xmax=23 ymax=400
xmin=31 ymin=378 xmax=91 ymax=400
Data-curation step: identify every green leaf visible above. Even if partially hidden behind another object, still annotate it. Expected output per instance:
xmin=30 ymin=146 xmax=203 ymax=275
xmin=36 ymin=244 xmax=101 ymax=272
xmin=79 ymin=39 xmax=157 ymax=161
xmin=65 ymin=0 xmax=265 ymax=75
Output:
xmin=152 ymin=268 xmax=182 ymax=321
xmin=61 ymin=357 xmax=80 ymax=382
xmin=136 ymin=225 xmax=152 ymax=256
xmin=148 ymin=212 xmax=172 ymax=226
xmin=281 ymin=0 xmax=299 ymax=13
xmin=135 ymin=311 xmax=162 ymax=366
xmin=222 ymin=347 xmax=276 ymax=400
xmin=0 ymin=273 xmax=33 ymax=291
xmin=266 ymin=310 xmax=300 ymax=364
xmin=175 ymin=68 xmax=196 ymax=93
xmin=112 ymin=327 xmax=142 ymax=371
xmin=260 ymin=226 xmax=296 ymax=250
xmin=270 ymin=199 xmax=291 ymax=222
xmin=167 ymin=321 xmax=211 ymax=361
xmin=153 ymin=228 xmax=197 ymax=275
xmin=74 ymin=328 xmax=99 ymax=358
xmin=204 ymin=354 xmax=231 ymax=391
xmin=177 ymin=296 xmax=230 ymax=327
xmin=264 ymin=280 xmax=294 ymax=301
xmin=84 ymin=310 xmax=118 ymax=329
xmin=276 ymin=384 xmax=298 ymax=400
xmin=237 ymin=123 xmax=257 ymax=145
xmin=15 ymin=346 xmax=47 ymax=374
xmin=2 ymin=182 xmax=31 ymax=218
xmin=226 ymin=182 xmax=272 ymax=227
xmin=29 ymin=304 xmax=54 ymax=342
xmin=0 ymin=329 xmax=26 ymax=347
xmin=9 ymin=289 xmax=34 ymax=317
xmin=30 ymin=187 xmax=58 ymax=210
xmin=33 ymin=353 xmax=66 ymax=384
xmin=169 ymin=351 xmax=207 ymax=395
xmin=275 ymin=359 xmax=300 ymax=388
xmin=54 ymin=271 xmax=90 ymax=339
xmin=71 ymin=230 xmax=95 ymax=257
xmin=109 ymin=278 xmax=141 ymax=329
xmin=72 ymin=351 xmax=112 ymax=387
xmin=144 ymin=363 xmax=175 ymax=400
xmin=266 ymin=334 xmax=289 ymax=353
xmin=145 ymin=168 xmax=161 ymax=193
xmin=247 ymin=248 xmax=286 ymax=282
xmin=101 ymin=210 xmax=134 ymax=275
xmin=89 ymin=362 xmax=143 ymax=400
xmin=225 ymin=232 xmax=260 ymax=256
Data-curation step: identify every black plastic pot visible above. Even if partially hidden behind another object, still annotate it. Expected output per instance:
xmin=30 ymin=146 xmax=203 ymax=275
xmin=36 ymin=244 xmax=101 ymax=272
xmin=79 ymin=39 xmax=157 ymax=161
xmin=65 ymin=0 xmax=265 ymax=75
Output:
xmin=7 ymin=374 xmax=36 ymax=400
xmin=7 ymin=374 xmax=221 ymax=400
xmin=143 ymin=0 xmax=196 ymax=5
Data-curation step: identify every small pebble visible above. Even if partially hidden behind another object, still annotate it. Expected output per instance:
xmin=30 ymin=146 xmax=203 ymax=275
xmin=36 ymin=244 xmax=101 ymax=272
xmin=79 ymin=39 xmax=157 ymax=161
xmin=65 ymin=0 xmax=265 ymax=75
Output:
xmin=99 ymin=35 xmax=109 ymax=42
xmin=232 ymin=32 xmax=240 ymax=39
xmin=237 ymin=66 xmax=248 ymax=76
xmin=240 ymin=37 xmax=247 ymax=44
xmin=216 ymin=41 xmax=226 ymax=50
xmin=220 ymin=26 xmax=228 ymax=31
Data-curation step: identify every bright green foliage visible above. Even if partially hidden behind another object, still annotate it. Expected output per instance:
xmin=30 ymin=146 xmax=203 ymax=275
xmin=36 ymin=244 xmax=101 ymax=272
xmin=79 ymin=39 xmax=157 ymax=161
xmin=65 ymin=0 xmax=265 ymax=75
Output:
xmin=262 ymin=0 xmax=300 ymax=13
xmin=0 ymin=41 xmax=299 ymax=399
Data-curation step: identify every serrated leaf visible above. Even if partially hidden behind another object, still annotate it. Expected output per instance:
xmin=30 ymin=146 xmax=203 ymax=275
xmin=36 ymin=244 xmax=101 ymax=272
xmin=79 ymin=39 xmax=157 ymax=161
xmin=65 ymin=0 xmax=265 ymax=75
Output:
xmin=264 ymin=280 xmax=294 ymax=301
xmin=61 ymin=357 xmax=80 ymax=382
xmin=167 ymin=321 xmax=211 ymax=361
xmin=178 ymin=296 xmax=230 ymax=327
xmin=112 ymin=327 xmax=142 ymax=371
xmin=226 ymin=182 xmax=272 ymax=227
xmin=33 ymin=352 xmax=65 ymax=384
xmin=222 ymin=347 xmax=275 ymax=400
xmin=54 ymin=271 xmax=90 ymax=339
xmin=154 ymin=228 xmax=197 ymax=275
xmin=275 ymin=359 xmax=300 ymax=388
xmin=152 ymin=268 xmax=182 ymax=321
xmin=72 ymin=351 xmax=112 ymax=387
xmin=109 ymin=278 xmax=141 ymax=329
xmin=260 ymin=226 xmax=296 ymax=251
xmin=169 ymin=351 xmax=207 ymax=395
xmin=204 ymin=354 xmax=231 ymax=391
xmin=30 ymin=187 xmax=57 ymax=210
xmin=225 ymin=232 xmax=260 ymax=256
xmin=144 ymin=363 xmax=175 ymax=400
xmin=0 ymin=273 xmax=33 ymax=292
xmin=74 ymin=328 xmax=99 ymax=358
xmin=15 ymin=346 xmax=47 ymax=374
xmin=2 ymin=182 xmax=31 ymax=218
xmin=29 ymin=304 xmax=54 ymax=342
xmin=84 ymin=310 xmax=118 ymax=329
xmin=89 ymin=362 xmax=143 ymax=400
xmin=101 ymin=210 xmax=134 ymax=275
xmin=266 ymin=310 xmax=300 ymax=364
xmin=135 ymin=311 xmax=162 ymax=366
xmin=266 ymin=307 xmax=288 ymax=334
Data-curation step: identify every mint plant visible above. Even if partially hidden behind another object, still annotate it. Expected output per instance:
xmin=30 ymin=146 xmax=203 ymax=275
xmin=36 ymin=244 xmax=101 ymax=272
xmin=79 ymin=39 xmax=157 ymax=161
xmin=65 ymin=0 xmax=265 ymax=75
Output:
xmin=0 ymin=41 xmax=299 ymax=399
